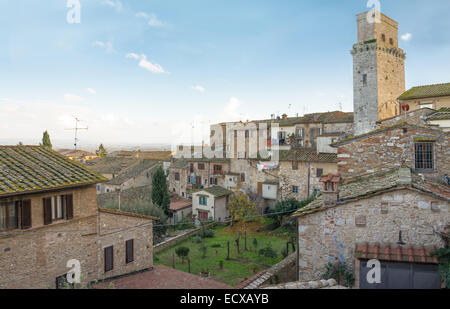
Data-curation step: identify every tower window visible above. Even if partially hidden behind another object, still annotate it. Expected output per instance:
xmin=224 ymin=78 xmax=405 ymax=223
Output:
xmin=362 ymin=74 xmax=367 ymax=86
xmin=381 ymin=34 xmax=386 ymax=42
xmin=389 ymin=38 xmax=394 ymax=45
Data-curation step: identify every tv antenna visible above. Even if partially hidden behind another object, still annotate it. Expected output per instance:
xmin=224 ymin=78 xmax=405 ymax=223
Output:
xmin=65 ymin=116 xmax=88 ymax=150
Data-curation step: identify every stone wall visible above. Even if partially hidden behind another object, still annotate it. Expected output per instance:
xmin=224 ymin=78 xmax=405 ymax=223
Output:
xmin=337 ymin=126 xmax=450 ymax=179
xmin=296 ymin=188 xmax=449 ymax=282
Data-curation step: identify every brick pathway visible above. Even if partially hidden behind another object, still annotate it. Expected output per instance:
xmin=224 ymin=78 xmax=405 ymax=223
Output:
xmin=95 ymin=266 xmax=232 ymax=289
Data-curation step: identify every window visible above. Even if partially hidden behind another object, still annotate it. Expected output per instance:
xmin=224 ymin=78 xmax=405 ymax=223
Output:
xmin=198 ymin=163 xmax=205 ymax=170
xmin=104 ymin=246 xmax=114 ymax=272
xmin=420 ymin=103 xmax=434 ymax=109
xmin=0 ymin=202 xmax=18 ymax=230
xmin=199 ymin=196 xmax=208 ymax=205
xmin=97 ymin=184 xmax=101 ymax=193
xmin=214 ymin=165 xmax=222 ymax=174
xmin=125 ymin=239 xmax=134 ymax=264
xmin=210 ymin=178 xmax=217 ymax=185
xmin=415 ymin=142 xmax=434 ymax=170
xmin=175 ymin=172 xmax=180 ymax=181
xmin=240 ymin=173 xmax=245 ymax=182
xmin=245 ymin=130 xmax=249 ymax=138
xmin=382 ymin=34 xmax=386 ymax=42
xmin=292 ymin=186 xmax=299 ymax=194
xmin=316 ymin=168 xmax=324 ymax=177
xmin=389 ymin=38 xmax=394 ymax=45
xmin=292 ymin=161 xmax=298 ymax=170
xmin=43 ymin=195 xmax=73 ymax=225
xmin=190 ymin=163 xmax=194 ymax=173
xmin=362 ymin=74 xmax=367 ymax=86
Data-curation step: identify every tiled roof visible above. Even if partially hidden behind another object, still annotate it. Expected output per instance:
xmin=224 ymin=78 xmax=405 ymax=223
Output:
xmin=169 ymin=159 xmax=188 ymax=169
xmin=57 ymin=149 xmax=96 ymax=157
xmin=0 ymin=146 xmax=107 ymax=197
xmin=85 ymin=157 xmax=138 ymax=174
xmin=277 ymin=149 xmax=337 ymax=163
xmin=398 ymin=83 xmax=450 ymax=100
xmin=427 ymin=108 xmax=450 ymax=121
xmin=170 ymin=195 xmax=192 ymax=211
xmin=192 ymin=185 xmax=234 ymax=197
xmin=219 ymin=111 xmax=353 ymax=127
xmin=293 ymin=168 xmax=450 ymax=217
xmin=355 ymin=243 xmax=439 ymax=264
xmin=106 ymin=159 xmax=159 ymax=185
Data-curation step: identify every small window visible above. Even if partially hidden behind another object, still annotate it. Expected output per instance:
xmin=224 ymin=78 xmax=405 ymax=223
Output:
xmin=292 ymin=161 xmax=298 ymax=170
xmin=389 ymin=38 xmax=394 ymax=45
xmin=420 ymin=103 xmax=434 ymax=109
xmin=415 ymin=142 xmax=434 ymax=170
xmin=104 ymin=246 xmax=114 ymax=272
xmin=240 ymin=173 xmax=245 ymax=182
xmin=292 ymin=186 xmax=299 ymax=194
xmin=362 ymin=74 xmax=367 ymax=86
xmin=198 ymin=163 xmax=205 ymax=170
xmin=381 ymin=34 xmax=386 ymax=42
xmin=126 ymin=239 xmax=134 ymax=264
xmin=199 ymin=196 xmax=208 ymax=205
xmin=316 ymin=168 xmax=324 ymax=178
xmin=175 ymin=172 xmax=180 ymax=181
xmin=0 ymin=202 xmax=18 ymax=231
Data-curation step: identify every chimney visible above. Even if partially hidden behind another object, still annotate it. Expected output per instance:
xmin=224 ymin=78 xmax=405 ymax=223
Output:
xmin=320 ymin=174 xmax=341 ymax=206
xmin=282 ymin=113 xmax=288 ymax=120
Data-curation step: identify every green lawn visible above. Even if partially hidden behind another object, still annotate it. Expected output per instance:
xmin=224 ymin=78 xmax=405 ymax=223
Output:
xmin=154 ymin=225 xmax=293 ymax=287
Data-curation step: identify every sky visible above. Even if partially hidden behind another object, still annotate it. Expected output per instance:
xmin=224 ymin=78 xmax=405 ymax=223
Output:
xmin=0 ymin=0 xmax=449 ymax=148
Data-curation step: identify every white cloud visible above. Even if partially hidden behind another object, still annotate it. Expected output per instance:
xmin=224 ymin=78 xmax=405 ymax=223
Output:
xmin=401 ymin=33 xmax=412 ymax=42
xmin=86 ymin=88 xmax=97 ymax=95
xmin=64 ymin=94 xmax=84 ymax=103
xmin=126 ymin=53 xmax=167 ymax=74
xmin=93 ymin=41 xmax=114 ymax=53
xmin=135 ymin=12 xmax=163 ymax=27
xmin=103 ymin=0 xmax=122 ymax=11
xmin=147 ymin=14 xmax=163 ymax=27
xmin=223 ymin=97 xmax=244 ymax=122
xmin=191 ymin=85 xmax=206 ymax=93
xmin=135 ymin=12 xmax=149 ymax=18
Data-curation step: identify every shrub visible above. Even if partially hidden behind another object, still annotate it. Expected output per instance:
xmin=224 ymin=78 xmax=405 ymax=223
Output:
xmin=175 ymin=247 xmax=190 ymax=263
xmin=176 ymin=217 xmax=195 ymax=231
xmin=211 ymin=243 xmax=221 ymax=248
xmin=322 ymin=262 xmax=355 ymax=287
xmin=200 ymin=229 xmax=215 ymax=238
xmin=258 ymin=245 xmax=277 ymax=258
xmin=200 ymin=245 xmax=207 ymax=259
xmin=193 ymin=236 xmax=202 ymax=244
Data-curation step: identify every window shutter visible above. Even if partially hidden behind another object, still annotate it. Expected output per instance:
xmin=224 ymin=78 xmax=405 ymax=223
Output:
xmin=21 ymin=200 xmax=32 ymax=229
xmin=126 ymin=239 xmax=134 ymax=264
xmin=104 ymin=246 xmax=114 ymax=272
xmin=43 ymin=198 xmax=52 ymax=225
xmin=66 ymin=195 xmax=73 ymax=220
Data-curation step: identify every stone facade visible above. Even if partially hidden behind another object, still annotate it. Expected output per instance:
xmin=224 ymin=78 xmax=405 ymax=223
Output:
xmin=296 ymin=188 xmax=449 ymax=282
xmin=352 ymin=11 xmax=406 ymax=135
xmin=336 ymin=125 xmax=450 ymax=179
xmin=192 ymin=191 xmax=229 ymax=222
xmin=0 ymin=185 xmax=155 ymax=289
xmin=398 ymin=95 xmax=450 ymax=112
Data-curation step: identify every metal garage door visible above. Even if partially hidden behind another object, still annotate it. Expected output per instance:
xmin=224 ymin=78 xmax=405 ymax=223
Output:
xmin=359 ymin=260 xmax=441 ymax=289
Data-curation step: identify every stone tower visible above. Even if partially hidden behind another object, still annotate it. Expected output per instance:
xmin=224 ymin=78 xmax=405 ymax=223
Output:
xmin=351 ymin=10 xmax=406 ymax=135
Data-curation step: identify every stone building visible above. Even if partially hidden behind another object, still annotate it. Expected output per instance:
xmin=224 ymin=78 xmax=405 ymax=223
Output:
xmin=333 ymin=123 xmax=450 ymax=180
xmin=398 ymin=83 xmax=450 ymax=112
xmin=0 ymin=146 xmax=157 ymax=289
xmin=293 ymin=167 xmax=449 ymax=288
xmin=100 ymin=159 xmax=159 ymax=194
xmin=191 ymin=186 xmax=233 ymax=222
xmin=169 ymin=195 xmax=192 ymax=225
xmin=352 ymin=11 xmax=406 ymax=136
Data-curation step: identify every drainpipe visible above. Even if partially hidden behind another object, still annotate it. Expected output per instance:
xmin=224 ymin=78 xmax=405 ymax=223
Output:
xmin=296 ymin=219 xmax=300 ymax=281
xmin=306 ymin=162 xmax=311 ymax=199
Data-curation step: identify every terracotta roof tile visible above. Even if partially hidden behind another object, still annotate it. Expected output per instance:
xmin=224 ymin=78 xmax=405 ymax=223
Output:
xmin=398 ymin=83 xmax=450 ymax=100
xmin=355 ymin=243 xmax=439 ymax=264
xmin=0 ymin=146 xmax=107 ymax=196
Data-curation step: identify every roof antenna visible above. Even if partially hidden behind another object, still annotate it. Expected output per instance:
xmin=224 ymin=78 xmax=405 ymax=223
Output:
xmin=65 ymin=116 xmax=88 ymax=150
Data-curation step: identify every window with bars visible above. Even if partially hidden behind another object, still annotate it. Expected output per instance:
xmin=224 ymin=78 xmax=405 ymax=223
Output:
xmin=414 ymin=142 xmax=434 ymax=170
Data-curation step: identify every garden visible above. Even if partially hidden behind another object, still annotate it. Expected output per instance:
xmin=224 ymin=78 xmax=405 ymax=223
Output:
xmin=154 ymin=222 xmax=295 ymax=287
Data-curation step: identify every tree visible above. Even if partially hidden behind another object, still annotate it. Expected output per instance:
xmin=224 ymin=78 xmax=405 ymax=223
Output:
xmin=151 ymin=166 xmax=170 ymax=215
xmin=175 ymin=247 xmax=190 ymax=264
xmin=228 ymin=188 xmax=263 ymax=234
xmin=96 ymin=144 xmax=108 ymax=157
xmin=41 ymin=131 xmax=52 ymax=148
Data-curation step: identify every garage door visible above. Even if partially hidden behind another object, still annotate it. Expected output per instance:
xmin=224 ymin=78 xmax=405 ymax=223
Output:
xmin=359 ymin=260 xmax=441 ymax=289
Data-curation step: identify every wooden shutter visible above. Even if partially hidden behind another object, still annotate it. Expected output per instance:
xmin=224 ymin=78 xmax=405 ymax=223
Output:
xmin=21 ymin=200 xmax=32 ymax=229
xmin=43 ymin=198 xmax=52 ymax=225
xmin=257 ymin=182 xmax=263 ymax=196
xmin=104 ymin=246 xmax=114 ymax=272
xmin=65 ymin=195 xmax=73 ymax=220
xmin=126 ymin=239 xmax=134 ymax=264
